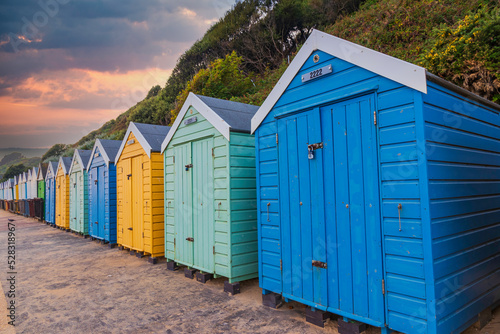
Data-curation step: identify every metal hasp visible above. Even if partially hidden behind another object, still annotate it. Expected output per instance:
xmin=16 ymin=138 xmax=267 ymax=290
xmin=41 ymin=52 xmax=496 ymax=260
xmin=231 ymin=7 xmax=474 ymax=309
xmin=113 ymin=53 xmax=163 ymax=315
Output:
xmin=128 ymin=227 xmax=133 ymax=231
xmin=312 ymin=260 xmax=327 ymax=269
xmin=127 ymin=173 xmax=132 ymax=180
xmin=307 ymin=142 xmax=323 ymax=159
xmin=186 ymin=237 xmax=194 ymax=242
xmin=185 ymin=164 xmax=193 ymax=171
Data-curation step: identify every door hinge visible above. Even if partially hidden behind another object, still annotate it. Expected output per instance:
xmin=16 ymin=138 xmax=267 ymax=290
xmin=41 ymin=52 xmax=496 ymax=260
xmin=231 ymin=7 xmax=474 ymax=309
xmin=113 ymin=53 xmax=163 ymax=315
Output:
xmin=121 ymin=228 xmax=123 ymax=233
xmin=280 ymin=259 xmax=283 ymax=271
xmin=174 ymin=238 xmax=176 ymax=247
xmin=173 ymin=156 xmax=175 ymax=163
xmin=276 ymin=133 xmax=279 ymax=144
xmin=374 ymin=111 xmax=377 ymax=125
xmin=142 ymin=232 xmax=144 ymax=238
xmin=213 ymin=246 xmax=215 ymax=255
xmin=212 ymin=148 xmax=214 ymax=158
xmin=382 ymin=279 xmax=385 ymax=295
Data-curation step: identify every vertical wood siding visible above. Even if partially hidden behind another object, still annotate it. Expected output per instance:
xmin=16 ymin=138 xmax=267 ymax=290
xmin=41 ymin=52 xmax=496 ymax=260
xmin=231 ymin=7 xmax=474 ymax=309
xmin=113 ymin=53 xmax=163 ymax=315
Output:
xmin=165 ymin=106 xmax=257 ymax=281
xmin=117 ymin=132 xmax=164 ymax=257
xmin=255 ymin=51 xmax=428 ymax=331
xmin=56 ymin=166 xmax=70 ymax=229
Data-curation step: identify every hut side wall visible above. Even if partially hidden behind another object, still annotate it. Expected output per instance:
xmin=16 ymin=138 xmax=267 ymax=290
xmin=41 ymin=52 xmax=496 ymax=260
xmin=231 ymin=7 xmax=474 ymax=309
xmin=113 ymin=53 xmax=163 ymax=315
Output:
xmin=422 ymin=82 xmax=500 ymax=334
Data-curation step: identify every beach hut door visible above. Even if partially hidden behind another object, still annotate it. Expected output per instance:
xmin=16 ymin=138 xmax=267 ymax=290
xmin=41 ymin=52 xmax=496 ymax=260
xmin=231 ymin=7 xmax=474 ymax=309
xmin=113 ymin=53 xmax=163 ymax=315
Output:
xmin=175 ymin=139 xmax=215 ymax=271
xmin=277 ymin=94 xmax=384 ymax=322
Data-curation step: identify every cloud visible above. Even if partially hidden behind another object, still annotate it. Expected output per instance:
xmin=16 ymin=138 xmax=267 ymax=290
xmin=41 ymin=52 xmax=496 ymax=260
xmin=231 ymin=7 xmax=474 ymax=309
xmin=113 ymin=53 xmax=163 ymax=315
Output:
xmin=0 ymin=0 xmax=236 ymax=149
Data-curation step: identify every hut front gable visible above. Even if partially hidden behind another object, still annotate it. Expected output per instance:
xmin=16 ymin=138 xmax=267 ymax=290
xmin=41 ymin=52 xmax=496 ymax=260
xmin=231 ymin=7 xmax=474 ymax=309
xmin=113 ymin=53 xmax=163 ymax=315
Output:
xmin=119 ymin=132 xmax=147 ymax=161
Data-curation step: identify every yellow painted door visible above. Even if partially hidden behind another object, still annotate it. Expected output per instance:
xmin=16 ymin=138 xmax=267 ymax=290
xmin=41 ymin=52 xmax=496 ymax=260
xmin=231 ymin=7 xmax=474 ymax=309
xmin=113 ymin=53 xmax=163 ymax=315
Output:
xmin=56 ymin=177 xmax=61 ymax=226
xmin=132 ymin=155 xmax=144 ymax=251
xmin=122 ymin=159 xmax=133 ymax=248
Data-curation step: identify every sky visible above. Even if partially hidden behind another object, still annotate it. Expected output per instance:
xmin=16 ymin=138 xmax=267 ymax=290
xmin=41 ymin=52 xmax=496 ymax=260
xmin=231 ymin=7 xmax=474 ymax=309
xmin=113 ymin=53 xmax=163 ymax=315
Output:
xmin=0 ymin=0 xmax=236 ymax=149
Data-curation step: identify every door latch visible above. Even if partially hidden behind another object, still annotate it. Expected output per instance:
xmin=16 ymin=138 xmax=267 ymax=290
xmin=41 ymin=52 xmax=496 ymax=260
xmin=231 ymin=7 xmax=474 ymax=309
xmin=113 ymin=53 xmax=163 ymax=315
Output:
xmin=186 ymin=237 xmax=194 ymax=242
xmin=94 ymin=221 xmax=98 ymax=224
xmin=185 ymin=164 xmax=193 ymax=171
xmin=312 ymin=260 xmax=327 ymax=269
xmin=307 ymin=142 xmax=323 ymax=159
xmin=127 ymin=174 xmax=132 ymax=180
xmin=94 ymin=179 xmax=98 ymax=185
xmin=128 ymin=227 xmax=133 ymax=231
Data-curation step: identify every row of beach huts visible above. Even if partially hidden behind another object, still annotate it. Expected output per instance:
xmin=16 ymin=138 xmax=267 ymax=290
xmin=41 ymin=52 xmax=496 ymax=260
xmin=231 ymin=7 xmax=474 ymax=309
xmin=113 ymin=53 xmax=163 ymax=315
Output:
xmin=0 ymin=31 xmax=499 ymax=334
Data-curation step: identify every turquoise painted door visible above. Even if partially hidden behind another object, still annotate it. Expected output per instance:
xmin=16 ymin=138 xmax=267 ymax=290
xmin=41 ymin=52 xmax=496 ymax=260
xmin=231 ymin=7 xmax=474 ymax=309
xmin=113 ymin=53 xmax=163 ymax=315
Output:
xmin=175 ymin=138 xmax=215 ymax=272
xmin=70 ymin=172 xmax=79 ymax=231
xmin=76 ymin=171 xmax=84 ymax=232
xmin=175 ymin=142 xmax=193 ymax=266
xmin=278 ymin=94 xmax=384 ymax=322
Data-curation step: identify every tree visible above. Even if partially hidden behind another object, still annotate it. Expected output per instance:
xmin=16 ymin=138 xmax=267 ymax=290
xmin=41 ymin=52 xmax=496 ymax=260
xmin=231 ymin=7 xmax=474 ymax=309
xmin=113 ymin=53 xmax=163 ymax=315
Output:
xmin=1 ymin=164 xmax=27 ymax=182
xmin=146 ymin=85 xmax=161 ymax=99
xmin=0 ymin=152 xmax=24 ymax=166
xmin=41 ymin=144 xmax=67 ymax=162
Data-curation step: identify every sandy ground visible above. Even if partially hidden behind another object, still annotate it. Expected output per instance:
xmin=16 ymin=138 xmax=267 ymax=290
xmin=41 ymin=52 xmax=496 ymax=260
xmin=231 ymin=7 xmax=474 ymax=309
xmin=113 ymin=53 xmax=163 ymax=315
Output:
xmin=0 ymin=210 xmax=498 ymax=334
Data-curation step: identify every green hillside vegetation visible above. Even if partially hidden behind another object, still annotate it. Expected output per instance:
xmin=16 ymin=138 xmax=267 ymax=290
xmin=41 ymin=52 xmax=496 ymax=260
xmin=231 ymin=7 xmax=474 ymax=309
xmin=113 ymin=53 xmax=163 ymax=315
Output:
xmin=0 ymin=153 xmax=41 ymax=181
xmin=41 ymin=0 xmax=500 ymax=162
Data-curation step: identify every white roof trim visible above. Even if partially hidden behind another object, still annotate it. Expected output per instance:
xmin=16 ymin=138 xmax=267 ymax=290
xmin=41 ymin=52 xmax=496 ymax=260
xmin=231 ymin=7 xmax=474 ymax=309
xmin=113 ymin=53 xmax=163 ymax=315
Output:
xmin=69 ymin=150 xmax=85 ymax=175
xmin=45 ymin=162 xmax=56 ymax=181
xmin=251 ymin=29 xmax=427 ymax=133
xmin=87 ymin=139 xmax=112 ymax=171
xmin=115 ymin=122 xmax=153 ymax=162
xmin=57 ymin=157 xmax=70 ymax=175
xmin=161 ymin=92 xmax=230 ymax=152
xmin=37 ymin=164 xmax=44 ymax=181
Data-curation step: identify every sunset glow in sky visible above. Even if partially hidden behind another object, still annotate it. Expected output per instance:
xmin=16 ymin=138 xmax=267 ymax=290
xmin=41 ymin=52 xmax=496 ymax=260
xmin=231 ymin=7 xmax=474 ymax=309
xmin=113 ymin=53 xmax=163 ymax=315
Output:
xmin=0 ymin=0 xmax=235 ymax=148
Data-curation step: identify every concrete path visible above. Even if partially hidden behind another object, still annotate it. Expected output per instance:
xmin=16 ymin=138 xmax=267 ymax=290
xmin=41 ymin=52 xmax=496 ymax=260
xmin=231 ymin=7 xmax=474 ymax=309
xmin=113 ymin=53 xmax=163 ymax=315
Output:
xmin=0 ymin=210 xmax=498 ymax=334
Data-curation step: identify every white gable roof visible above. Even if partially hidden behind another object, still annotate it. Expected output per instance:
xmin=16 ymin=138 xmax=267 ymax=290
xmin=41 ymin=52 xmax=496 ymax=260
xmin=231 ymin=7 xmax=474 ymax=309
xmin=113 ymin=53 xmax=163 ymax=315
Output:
xmin=251 ymin=29 xmax=427 ymax=133
xmin=161 ymin=93 xmax=230 ymax=152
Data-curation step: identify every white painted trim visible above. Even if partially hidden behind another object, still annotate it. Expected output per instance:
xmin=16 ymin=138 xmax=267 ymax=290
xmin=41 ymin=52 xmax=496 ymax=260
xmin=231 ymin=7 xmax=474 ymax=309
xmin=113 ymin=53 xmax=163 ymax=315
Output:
xmin=69 ymin=150 xmax=84 ymax=175
xmin=45 ymin=162 xmax=56 ymax=181
xmin=58 ymin=157 xmax=70 ymax=175
xmin=115 ymin=122 xmax=153 ymax=162
xmin=251 ymin=29 xmax=428 ymax=133
xmin=87 ymin=139 xmax=111 ymax=171
xmin=160 ymin=92 xmax=231 ymax=153
xmin=37 ymin=164 xmax=44 ymax=181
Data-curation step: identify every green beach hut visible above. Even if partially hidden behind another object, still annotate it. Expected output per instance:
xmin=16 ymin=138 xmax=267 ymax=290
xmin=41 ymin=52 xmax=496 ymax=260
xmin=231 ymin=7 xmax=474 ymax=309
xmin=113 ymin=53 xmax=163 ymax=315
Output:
xmin=69 ymin=149 xmax=92 ymax=235
xmin=161 ymin=93 xmax=259 ymax=293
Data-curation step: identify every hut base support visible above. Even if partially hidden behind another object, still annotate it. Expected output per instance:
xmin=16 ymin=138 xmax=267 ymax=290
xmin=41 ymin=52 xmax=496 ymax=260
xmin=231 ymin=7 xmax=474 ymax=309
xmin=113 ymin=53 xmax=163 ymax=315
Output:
xmin=476 ymin=307 xmax=492 ymax=330
xmin=129 ymin=250 xmax=136 ymax=256
xmin=166 ymin=261 xmax=178 ymax=271
xmin=136 ymin=252 xmax=145 ymax=258
xmin=118 ymin=246 xmax=124 ymax=250
xmin=65 ymin=229 xmax=70 ymax=232
xmin=196 ymin=272 xmax=213 ymax=283
xmin=224 ymin=281 xmax=240 ymax=295
xmin=184 ymin=268 xmax=197 ymax=279
xmin=306 ymin=307 xmax=332 ymax=328
xmin=262 ymin=292 xmax=282 ymax=309
xmin=148 ymin=257 xmax=158 ymax=264
xmin=338 ymin=318 xmax=367 ymax=334
xmin=108 ymin=243 xmax=117 ymax=249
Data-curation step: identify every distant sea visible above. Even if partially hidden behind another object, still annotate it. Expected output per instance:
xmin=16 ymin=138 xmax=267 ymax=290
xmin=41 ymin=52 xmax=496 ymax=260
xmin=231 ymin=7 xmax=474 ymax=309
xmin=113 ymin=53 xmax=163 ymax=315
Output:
xmin=0 ymin=148 xmax=48 ymax=160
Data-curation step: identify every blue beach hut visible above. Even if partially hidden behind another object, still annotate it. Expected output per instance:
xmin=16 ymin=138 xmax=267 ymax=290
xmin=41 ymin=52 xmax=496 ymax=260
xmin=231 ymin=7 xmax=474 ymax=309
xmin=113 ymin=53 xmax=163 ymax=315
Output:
xmin=251 ymin=30 xmax=500 ymax=334
xmin=87 ymin=139 xmax=121 ymax=246
xmin=44 ymin=161 xmax=58 ymax=225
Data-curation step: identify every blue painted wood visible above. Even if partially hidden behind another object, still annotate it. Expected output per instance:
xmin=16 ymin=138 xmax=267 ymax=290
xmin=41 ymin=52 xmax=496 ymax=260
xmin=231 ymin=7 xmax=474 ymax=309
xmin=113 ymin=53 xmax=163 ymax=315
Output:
xmin=255 ymin=42 xmax=500 ymax=334
xmin=88 ymin=144 xmax=118 ymax=244
xmin=44 ymin=166 xmax=56 ymax=225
